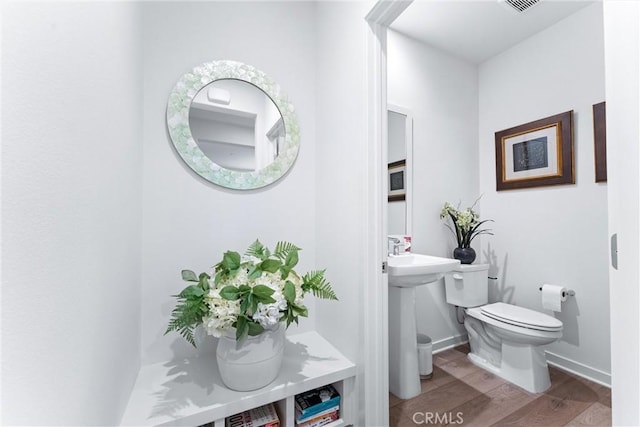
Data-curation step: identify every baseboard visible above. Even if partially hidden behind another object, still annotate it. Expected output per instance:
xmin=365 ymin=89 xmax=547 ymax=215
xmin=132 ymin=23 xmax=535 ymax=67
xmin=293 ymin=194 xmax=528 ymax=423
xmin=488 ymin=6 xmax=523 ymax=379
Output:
xmin=431 ymin=334 xmax=469 ymax=354
xmin=545 ymin=351 xmax=611 ymax=388
xmin=429 ymin=335 xmax=611 ymax=388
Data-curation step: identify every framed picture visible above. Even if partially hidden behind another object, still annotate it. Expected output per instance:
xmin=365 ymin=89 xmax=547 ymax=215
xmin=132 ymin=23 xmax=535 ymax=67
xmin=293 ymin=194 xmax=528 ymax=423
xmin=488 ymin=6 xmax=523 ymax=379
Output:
xmin=495 ymin=111 xmax=574 ymax=191
xmin=593 ymin=101 xmax=607 ymax=183
xmin=388 ymin=160 xmax=406 ymax=202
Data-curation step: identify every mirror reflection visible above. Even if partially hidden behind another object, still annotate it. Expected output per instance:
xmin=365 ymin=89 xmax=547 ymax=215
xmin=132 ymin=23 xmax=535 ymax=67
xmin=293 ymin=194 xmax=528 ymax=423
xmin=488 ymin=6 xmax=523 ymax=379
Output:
xmin=189 ymin=79 xmax=285 ymax=172
xmin=167 ymin=60 xmax=299 ymax=190
xmin=387 ymin=108 xmax=412 ymax=236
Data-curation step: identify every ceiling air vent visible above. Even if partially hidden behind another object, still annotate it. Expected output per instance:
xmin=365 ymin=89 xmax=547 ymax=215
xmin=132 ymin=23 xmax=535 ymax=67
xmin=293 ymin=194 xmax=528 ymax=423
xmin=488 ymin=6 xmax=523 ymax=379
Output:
xmin=500 ymin=0 xmax=541 ymax=13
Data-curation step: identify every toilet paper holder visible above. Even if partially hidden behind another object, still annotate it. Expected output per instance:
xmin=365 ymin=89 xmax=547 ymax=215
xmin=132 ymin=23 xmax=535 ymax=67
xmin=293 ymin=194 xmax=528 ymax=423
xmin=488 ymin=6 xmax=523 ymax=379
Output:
xmin=538 ymin=286 xmax=575 ymax=298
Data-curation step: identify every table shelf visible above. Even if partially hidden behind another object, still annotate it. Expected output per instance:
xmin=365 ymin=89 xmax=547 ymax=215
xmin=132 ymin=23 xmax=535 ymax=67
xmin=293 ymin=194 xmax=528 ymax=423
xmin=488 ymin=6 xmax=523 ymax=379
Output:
xmin=121 ymin=331 xmax=356 ymax=427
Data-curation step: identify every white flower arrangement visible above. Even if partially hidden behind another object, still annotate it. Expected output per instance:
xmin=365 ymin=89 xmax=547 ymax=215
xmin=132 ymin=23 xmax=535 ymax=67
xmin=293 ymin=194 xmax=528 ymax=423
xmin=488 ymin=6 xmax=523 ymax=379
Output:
xmin=440 ymin=200 xmax=493 ymax=248
xmin=166 ymin=240 xmax=337 ymax=345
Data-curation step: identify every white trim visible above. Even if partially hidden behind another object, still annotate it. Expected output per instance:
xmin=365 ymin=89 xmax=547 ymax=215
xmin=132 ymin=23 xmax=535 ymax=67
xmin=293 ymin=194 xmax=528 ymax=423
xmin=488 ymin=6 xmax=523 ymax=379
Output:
xmin=546 ymin=352 xmax=611 ymax=388
xmin=431 ymin=335 xmax=469 ymax=355
xmin=364 ymin=19 xmax=388 ymax=427
xmin=365 ymin=0 xmax=413 ymax=27
xmin=364 ymin=2 xmax=413 ymax=426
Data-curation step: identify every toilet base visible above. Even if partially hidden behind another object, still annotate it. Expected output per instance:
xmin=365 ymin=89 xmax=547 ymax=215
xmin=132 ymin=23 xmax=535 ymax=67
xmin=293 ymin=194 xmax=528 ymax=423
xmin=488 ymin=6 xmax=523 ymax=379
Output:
xmin=466 ymin=343 xmax=551 ymax=394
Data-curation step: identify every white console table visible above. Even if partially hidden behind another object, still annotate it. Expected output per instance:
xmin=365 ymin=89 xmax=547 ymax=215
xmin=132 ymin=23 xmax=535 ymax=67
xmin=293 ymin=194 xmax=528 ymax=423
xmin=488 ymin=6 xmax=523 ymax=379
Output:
xmin=121 ymin=331 xmax=356 ymax=427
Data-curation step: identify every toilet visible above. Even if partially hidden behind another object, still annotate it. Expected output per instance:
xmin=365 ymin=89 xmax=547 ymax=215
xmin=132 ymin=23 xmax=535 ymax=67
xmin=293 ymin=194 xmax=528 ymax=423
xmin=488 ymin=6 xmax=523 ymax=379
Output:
xmin=444 ymin=264 xmax=563 ymax=393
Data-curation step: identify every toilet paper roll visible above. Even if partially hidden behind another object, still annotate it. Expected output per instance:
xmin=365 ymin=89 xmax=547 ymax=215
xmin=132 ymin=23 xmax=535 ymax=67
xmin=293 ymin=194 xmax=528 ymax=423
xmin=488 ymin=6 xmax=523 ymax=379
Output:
xmin=541 ymin=284 xmax=568 ymax=312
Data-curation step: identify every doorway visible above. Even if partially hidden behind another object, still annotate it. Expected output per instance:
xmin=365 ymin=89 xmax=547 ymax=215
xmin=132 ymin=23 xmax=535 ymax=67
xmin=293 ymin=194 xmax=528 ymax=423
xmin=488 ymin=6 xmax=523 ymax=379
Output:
xmin=364 ymin=1 xmax=640 ymax=426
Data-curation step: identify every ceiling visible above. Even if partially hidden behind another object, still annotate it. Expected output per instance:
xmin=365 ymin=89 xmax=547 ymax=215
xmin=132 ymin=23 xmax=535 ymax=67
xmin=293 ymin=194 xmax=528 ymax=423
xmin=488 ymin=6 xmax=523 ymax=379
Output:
xmin=390 ymin=0 xmax=598 ymax=64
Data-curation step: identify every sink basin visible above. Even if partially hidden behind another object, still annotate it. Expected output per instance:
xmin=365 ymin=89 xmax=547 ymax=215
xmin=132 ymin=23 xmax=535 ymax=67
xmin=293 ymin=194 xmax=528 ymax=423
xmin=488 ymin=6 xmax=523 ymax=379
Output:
xmin=388 ymin=253 xmax=460 ymax=287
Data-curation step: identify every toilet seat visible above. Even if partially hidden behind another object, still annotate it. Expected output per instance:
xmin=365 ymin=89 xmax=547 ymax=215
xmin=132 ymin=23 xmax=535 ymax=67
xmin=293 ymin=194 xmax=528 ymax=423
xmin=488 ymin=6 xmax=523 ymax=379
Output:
xmin=480 ymin=302 xmax=563 ymax=332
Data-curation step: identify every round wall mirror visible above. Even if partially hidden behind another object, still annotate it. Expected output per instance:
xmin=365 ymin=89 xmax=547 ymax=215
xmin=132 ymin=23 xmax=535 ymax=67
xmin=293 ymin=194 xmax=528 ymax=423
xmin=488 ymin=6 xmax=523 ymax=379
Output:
xmin=167 ymin=60 xmax=299 ymax=189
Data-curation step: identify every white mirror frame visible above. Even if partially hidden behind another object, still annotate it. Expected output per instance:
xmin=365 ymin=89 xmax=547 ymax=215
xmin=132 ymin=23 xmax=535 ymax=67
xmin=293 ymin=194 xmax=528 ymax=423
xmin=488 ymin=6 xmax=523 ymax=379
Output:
xmin=167 ymin=60 xmax=300 ymax=190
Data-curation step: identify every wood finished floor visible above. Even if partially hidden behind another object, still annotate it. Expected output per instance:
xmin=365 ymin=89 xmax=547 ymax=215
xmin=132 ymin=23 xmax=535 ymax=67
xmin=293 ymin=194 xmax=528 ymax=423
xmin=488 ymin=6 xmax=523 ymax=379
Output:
xmin=389 ymin=344 xmax=611 ymax=427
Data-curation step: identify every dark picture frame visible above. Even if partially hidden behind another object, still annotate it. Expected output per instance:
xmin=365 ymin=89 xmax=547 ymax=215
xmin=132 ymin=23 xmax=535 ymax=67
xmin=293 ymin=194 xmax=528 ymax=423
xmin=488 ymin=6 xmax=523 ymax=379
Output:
xmin=593 ymin=102 xmax=607 ymax=183
xmin=388 ymin=160 xmax=406 ymax=202
xmin=495 ymin=111 xmax=574 ymax=191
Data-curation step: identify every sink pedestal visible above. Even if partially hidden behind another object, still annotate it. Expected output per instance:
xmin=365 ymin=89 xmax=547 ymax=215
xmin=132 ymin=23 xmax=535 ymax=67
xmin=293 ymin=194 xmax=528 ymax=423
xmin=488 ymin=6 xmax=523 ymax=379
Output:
xmin=386 ymin=253 xmax=460 ymax=400
xmin=388 ymin=285 xmax=421 ymax=399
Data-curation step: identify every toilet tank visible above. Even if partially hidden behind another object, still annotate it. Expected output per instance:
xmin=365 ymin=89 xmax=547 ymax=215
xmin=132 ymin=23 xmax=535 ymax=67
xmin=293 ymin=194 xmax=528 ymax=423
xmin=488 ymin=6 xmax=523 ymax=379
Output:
xmin=444 ymin=263 xmax=489 ymax=308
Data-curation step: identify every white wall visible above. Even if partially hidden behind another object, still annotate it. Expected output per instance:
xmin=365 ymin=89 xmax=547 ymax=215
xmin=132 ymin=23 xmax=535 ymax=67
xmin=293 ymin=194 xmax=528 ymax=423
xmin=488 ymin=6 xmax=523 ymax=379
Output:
xmin=1 ymin=3 xmax=143 ymax=425
xmin=140 ymin=1 xmax=318 ymax=364
xmin=479 ymin=4 xmax=610 ymax=383
xmin=316 ymin=3 xmax=393 ymax=425
xmin=388 ymin=30 xmax=479 ymax=348
xmin=314 ymin=0 xmax=371 ymax=365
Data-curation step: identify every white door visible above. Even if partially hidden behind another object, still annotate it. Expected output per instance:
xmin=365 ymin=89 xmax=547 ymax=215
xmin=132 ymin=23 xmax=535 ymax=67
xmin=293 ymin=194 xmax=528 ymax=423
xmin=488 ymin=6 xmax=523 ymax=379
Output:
xmin=603 ymin=1 xmax=640 ymax=425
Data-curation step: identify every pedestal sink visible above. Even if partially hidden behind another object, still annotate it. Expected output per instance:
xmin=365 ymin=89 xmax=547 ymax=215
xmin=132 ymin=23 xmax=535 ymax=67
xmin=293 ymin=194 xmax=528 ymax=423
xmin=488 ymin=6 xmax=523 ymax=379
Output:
xmin=388 ymin=254 xmax=461 ymax=287
xmin=387 ymin=253 xmax=460 ymax=400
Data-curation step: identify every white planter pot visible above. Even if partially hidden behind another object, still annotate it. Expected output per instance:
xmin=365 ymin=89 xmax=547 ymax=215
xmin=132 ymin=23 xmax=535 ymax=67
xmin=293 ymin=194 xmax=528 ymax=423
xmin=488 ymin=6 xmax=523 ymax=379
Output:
xmin=216 ymin=324 xmax=285 ymax=391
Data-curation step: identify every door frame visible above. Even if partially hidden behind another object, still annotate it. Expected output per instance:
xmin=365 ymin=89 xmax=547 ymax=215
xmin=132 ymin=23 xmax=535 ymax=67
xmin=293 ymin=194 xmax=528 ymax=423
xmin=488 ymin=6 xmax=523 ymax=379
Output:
xmin=603 ymin=1 xmax=640 ymax=424
xmin=363 ymin=2 xmax=413 ymax=426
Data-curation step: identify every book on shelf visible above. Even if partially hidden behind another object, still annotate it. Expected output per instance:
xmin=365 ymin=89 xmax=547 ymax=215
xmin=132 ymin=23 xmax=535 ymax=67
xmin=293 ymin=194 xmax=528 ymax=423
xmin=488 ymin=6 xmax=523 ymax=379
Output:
xmin=296 ymin=408 xmax=339 ymax=427
xmin=294 ymin=384 xmax=340 ymax=420
xmin=295 ymin=406 xmax=339 ymax=426
xmin=225 ymin=402 xmax=280 ymax=427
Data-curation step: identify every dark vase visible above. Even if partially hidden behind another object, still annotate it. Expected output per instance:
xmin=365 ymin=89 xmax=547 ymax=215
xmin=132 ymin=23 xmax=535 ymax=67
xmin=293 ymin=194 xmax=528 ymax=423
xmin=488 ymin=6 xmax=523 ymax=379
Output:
xmin=453 ymin=247 xmax=476 ymax=264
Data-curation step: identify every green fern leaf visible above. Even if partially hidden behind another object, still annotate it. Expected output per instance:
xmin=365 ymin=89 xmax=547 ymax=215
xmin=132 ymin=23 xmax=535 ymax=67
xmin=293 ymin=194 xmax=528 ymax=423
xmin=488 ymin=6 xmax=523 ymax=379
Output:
xmin=164 ymin=276 xmax=208 ymax=347
xmin=273 ymin=241 xmax=301 ymax=261
xmin=302 ymin=270 xmax=338 ymax=301
xmin=245 ymin=239 xmax=268 ymax=260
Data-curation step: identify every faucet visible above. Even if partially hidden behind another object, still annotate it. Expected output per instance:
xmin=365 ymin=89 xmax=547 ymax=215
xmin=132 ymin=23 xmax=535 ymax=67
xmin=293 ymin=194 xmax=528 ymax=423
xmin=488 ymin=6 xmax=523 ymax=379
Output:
xmin=388 ymin=237 xmax=402 ymax=256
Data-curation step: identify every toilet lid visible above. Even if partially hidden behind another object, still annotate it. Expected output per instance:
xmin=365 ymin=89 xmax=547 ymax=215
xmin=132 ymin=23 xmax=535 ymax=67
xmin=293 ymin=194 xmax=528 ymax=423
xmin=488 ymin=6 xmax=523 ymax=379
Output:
xmin=481 ymin=302 xmax=563 ymax=331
